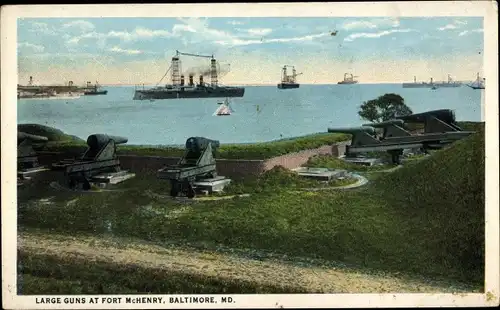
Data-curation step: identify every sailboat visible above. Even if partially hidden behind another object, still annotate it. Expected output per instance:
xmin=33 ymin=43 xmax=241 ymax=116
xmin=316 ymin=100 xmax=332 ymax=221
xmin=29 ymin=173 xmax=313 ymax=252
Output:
xmin=467 ymin=72 xmax=485 ymax=90
xmin=214 ymin=98 xmax=233 ymax=116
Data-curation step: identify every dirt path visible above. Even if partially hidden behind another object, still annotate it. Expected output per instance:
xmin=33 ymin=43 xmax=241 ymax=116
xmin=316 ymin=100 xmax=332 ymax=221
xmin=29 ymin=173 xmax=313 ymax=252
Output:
xmin=18 ymin=232 xmax=474 ymax=294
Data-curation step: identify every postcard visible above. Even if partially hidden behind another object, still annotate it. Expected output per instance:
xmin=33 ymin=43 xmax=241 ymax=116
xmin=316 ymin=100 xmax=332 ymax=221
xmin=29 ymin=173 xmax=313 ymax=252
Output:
xmin=1 ymin=1 xmax=499 ymax=309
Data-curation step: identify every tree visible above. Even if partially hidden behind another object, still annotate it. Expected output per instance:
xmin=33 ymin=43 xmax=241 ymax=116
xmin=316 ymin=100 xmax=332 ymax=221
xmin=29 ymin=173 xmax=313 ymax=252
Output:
xmin=358 ymin=93 xmax=413 ymax=123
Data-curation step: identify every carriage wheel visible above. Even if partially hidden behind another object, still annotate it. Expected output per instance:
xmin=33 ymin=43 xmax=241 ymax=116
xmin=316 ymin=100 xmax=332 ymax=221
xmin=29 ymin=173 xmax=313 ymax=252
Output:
xmin=186 ymin=183 xmax=196 ymax=199
xmin=170 ymin=181 xmax=179 ymax=197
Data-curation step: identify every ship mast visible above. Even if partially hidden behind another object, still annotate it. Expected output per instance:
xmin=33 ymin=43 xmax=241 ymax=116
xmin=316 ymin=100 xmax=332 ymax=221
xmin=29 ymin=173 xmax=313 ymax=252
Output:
xmin=281 ymin=65 xmax=302 ymax=84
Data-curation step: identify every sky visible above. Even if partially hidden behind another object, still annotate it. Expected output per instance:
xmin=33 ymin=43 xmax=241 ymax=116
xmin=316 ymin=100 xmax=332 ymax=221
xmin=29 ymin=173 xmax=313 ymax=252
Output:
xmin=17 ymin=17 xmax=484 ymax=85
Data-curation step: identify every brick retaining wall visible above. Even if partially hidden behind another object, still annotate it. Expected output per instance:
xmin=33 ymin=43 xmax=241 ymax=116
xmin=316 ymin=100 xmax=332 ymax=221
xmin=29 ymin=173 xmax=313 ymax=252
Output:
xmin=36 ymin=141 xmax=350 ymax=179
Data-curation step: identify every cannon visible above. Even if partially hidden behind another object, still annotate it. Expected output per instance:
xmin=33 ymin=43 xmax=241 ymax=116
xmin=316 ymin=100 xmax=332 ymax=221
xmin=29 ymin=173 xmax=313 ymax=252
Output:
xmin=51 ymin=134 xmax=135 ymax=190
xmin=328 ymin=109 xmax=475 ymax=164
xmin=396 ymin=109 xmax=463 ymax=133
xmin=157 ymin=137 xmax=228 ymax=198
xmin=17 ymin=132 xmax=49 ymax=179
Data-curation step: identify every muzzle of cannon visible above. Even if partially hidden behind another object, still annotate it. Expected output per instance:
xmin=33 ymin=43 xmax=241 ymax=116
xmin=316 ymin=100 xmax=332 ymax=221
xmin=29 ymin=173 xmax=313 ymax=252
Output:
xmin=158 ymin=136 xmax=221 ymax=198
xmin=18 ymin=132 xmax=49 ymax=144
xmin=52 ymin=133 xmax=134 ymax=190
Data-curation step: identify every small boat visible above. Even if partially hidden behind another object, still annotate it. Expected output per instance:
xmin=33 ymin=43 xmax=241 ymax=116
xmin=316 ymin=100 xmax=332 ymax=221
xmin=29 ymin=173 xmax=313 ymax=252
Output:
xmin=431 ymin=85 xmax=438 ymax=90
xmin=467 ymin=72 xmax=485 ymax=90
xmin=83 ymin=81 xmax=108 ymax=95
xmin=214 ymin=98 xmax=233 ymax=116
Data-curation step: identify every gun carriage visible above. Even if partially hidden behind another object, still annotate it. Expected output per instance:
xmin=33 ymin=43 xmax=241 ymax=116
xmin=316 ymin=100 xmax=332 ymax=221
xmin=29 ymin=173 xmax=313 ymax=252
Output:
xmin=51 ymin=134 xmax=134 ymax=190
xmin=18 ymin=132 xmax=49 ymax=179
xmin=328 ymin=109 xmax=475 ymax=164
xmin=157 ymin=137 xmax=224 ymax=198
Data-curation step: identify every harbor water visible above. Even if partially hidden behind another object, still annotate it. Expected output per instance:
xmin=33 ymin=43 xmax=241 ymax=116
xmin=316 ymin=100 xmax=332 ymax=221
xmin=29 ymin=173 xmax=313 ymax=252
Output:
xmin=17 ymin=84 xmax=483 ymax=145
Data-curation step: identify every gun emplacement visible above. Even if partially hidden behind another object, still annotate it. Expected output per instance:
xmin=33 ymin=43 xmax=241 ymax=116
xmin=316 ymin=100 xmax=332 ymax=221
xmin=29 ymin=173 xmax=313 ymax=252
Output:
xmin=52 ymin=133 xmax=132 ymax=190
xmin=158 ymin=136 xmax=221 ymax=198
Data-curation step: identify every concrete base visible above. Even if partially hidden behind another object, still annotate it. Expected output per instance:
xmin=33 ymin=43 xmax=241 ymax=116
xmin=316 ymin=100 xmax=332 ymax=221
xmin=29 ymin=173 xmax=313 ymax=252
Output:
xmin=292 ymin=167 xmax=347 ymax=181
xmin=18 ymin=166 xmax=50 ymax=178
xmin=91 ymin=170 xmax=136 ymax=186
xmin=341 ymin=156 xmax=384 ymax=166
xmin=193 ymin=176 xmax=231 ymax=194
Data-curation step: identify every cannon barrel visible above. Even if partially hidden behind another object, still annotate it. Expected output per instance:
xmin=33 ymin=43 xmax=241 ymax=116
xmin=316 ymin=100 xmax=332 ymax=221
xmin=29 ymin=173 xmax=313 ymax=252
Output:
xmin=185 ymin=137 xmax=220 ymax=152
xmin=397 ymin=109 xmax=456 ymax=124
xmin=86 ymin=134 xmax=128 ymax=149
xmin=18 ymin=132 xmax=49 ymax=142
xmin=328 ymin=126 xmax=376 ymax=135
xmin=362 ymin=119 xmax=405 ymax=128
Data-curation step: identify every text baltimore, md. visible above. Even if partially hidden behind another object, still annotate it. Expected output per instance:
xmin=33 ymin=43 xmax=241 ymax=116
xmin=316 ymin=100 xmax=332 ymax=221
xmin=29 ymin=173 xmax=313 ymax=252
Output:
xmin=35 ymin=296 xmax=235 ymax=305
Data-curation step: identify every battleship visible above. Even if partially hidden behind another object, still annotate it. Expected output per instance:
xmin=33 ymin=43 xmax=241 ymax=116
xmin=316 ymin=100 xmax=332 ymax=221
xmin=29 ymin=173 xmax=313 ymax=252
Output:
xmin=337 ymin=73 xmax=358 ymax=84
xmin=277 ymin=65 xmax=302 ymax=89
xmin=133 ymin=51 xmax=245 ymax=100
xmin=402 ymin=75 xmax=462 ymax=88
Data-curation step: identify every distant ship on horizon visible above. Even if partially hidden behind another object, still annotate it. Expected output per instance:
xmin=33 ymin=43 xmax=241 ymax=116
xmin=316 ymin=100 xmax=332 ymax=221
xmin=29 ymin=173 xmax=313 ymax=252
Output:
xmin=337 ymin=73 xmax=358 ymax=85
xmin=402 ymin=74 xmax=462 ymax=88
xmin=467 ymin=72 xmax=485 ymax=90
xmin=277 ymin=65 xmax=302 ymax=89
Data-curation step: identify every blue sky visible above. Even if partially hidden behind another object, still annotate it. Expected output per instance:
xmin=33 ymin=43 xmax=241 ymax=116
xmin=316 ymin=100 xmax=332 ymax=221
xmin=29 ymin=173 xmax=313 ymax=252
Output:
xmin=17 ymin=17 xmax=484 ymax=84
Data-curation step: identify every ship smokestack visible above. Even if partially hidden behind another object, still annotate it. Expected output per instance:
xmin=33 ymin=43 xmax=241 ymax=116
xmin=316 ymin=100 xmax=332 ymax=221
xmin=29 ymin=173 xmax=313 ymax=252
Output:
xmin=199 ymin=75 xmax=204 ymax=86
xmin=29 ymin=76 xmax=33 ymax=85
xmin=189 ymin=75 xmax=194 ymax=86
xmin=180 ymin=75 xmax=185 ymax=86
xmin=210 ymin=58 xmax=218 ymax=87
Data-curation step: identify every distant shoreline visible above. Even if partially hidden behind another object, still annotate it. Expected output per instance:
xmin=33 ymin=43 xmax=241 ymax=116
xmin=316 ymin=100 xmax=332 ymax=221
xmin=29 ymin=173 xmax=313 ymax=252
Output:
xmin=20 ymin=82 xmax=473 ymax=87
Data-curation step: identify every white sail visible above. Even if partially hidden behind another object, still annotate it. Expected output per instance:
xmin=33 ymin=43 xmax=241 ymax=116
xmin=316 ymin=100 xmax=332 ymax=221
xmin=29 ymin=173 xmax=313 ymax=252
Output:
xmin=213 ymin=98 xmax=233 ymax=116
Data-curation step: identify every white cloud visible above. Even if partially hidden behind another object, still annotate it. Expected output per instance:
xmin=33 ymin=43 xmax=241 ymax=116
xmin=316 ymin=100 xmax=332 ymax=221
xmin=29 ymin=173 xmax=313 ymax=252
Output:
xmin=341 ymin=18 xmax=400 ymax=31
xmin=216 ymin=32 xmax=329 ymax=46
xmin=108 ymin=46 xmax=143 ymax=55
xmin=236 ymin=28 xmax=273 ymax=37
xmin=344 ymin=29 xmax=414 ymax=42
xmin=67 ymin=26 xmax=175 ymax=46
xmin=458 ymin=29 xmax=484 ymax=36
xmin=438 ymin=24 xmax=458 ymax=31
xmin=454 ymin=19 xmax=468 ymax=25
xmin=17 ymin=42 xmax=45 ymax=52
xmin=438 ymin=19 xmax=469 ymax=31
xmin=28 ymin=22 xmax=56 ymax=35
xmin=62 ymin=20 xmax=95 ymax=33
